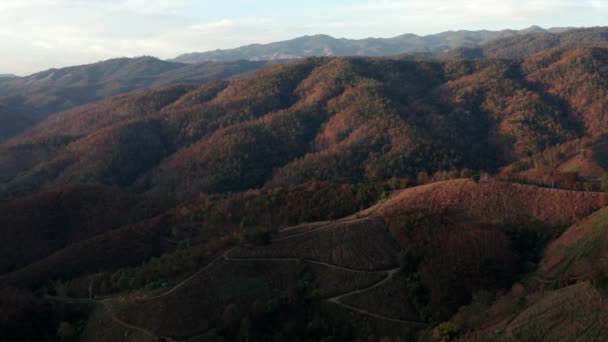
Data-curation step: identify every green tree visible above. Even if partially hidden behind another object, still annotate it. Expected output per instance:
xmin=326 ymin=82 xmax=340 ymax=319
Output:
xmin=417 ymin=171 xmax=430 ymax=185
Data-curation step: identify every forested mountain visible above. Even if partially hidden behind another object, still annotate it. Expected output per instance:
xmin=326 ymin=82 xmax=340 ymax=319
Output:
xmin=3 ymin=27 xmax=605 ymax=144
xmin=4 ymin=35 xmax=608 ymax=341
xmin=2 ymin=47 xmax=607 ymax=200
xmin=172 ymin=26 xmax=575 ymax=64
xmin=0 ymin=58 xmax=268 ymax=142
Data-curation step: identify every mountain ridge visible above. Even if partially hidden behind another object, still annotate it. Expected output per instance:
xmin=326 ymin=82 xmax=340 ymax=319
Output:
xmin=171 ymin=26 xmax=581 ymax=63
xmin=0 ymin=57 xmax=270 ymax=142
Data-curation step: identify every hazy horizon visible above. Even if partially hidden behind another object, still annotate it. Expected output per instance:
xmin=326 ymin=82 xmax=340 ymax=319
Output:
xmin=2 ymin=0 xmax=607 ymax=75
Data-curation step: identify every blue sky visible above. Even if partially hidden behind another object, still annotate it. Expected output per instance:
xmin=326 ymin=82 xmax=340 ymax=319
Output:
xmin=1 ymin=0 xmax=607 ymax=75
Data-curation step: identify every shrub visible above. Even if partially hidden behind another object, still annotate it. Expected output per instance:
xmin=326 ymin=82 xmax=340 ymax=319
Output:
xmin=601 ymin=173 xmax=608 ymax=191
xmin=432 ymin=322 xmax=461 ymax=341
xmin=417 ymin=171 xmax=431 ymax=185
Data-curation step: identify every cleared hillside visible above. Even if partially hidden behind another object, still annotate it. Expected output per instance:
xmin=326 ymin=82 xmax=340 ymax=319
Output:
xmin=41 ymin=179 xmax=608 ymax=341
xmin=539 ymin=206 xmax=608 ymax=281
xmin=369 ymin=179 xmax=608 ymax=226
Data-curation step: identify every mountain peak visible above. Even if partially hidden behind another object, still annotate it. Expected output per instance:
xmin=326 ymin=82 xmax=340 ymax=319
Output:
xmin=521 ymin=25 xmax=547 ymax=33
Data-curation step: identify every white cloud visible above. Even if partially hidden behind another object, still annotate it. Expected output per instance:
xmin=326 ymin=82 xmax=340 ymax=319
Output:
xmin=589 ymin=0 xmax=608 ymax=9
xmin=190 ymin=18 xmax=273 ymax=33
xmin=191 ymin=19 xmax=236 ymax=31
xmin=353 ymin=0 xmax=579 ymax=16
xmin=109 ymin=0 xmax=192 ymax=14
xmin=345 ymin=0 xmax=599 ymax=35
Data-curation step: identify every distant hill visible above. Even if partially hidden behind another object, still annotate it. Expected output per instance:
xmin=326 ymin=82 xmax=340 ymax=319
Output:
xmin=0 ymin=57 xmax=268 ymax=142
xmin=444 ymin=26 xmax=608 ymax=59
xmin=171 ymin=26 xmax=578 ymax=64
xmin=0 ymin=74 xmax=16 ymax=79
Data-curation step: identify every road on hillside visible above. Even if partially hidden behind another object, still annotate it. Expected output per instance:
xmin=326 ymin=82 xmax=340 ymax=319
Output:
xmin=46 ymin=206 xmax=427 ymax=339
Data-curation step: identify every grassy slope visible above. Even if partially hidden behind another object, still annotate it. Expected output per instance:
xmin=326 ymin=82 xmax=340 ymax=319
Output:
xmin=539 ymin=206 xmax=608 ymax=280
xmin=369 ymin=179 xmax=608 ymax=226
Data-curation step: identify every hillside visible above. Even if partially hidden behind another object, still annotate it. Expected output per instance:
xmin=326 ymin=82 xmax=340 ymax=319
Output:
xmin=450 ymin=281 xmax=608 ymax=342
xmin=172 ymin=26 xmax=576 ymax=64
xmin=0 ymin=185 xmax=170 ymax=276
xmin=0 ymin=58 xmax=268 ymax=141
xmin=0 ymin=180 xmax=394 ymax=287
xmin=495 ymin=135 xmax=608 ymax=191
xmin=369 ymin=179 xmax=608 ymax=226
xmin=538 ymin=206 xmax=608 ymax=281
xmin=15 ymin=180 xmax=605 ymax=341
xmin=436 ymin=202 xmax=608 ymax=341
xmin=4 ymin=39 xmax=608 ymax=341
xmin=2 ymin=48 xmax=608 ymax=198
xmin=0 ymin=104 xmax=37 ymax=143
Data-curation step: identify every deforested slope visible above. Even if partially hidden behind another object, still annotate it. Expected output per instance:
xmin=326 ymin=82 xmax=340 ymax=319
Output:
xmin=370 ymin=179 xmax=608 ymax=226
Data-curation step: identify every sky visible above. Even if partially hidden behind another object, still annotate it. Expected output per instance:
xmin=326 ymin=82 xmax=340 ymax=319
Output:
xmin=1 ymin=0 xmax=607 ymax=75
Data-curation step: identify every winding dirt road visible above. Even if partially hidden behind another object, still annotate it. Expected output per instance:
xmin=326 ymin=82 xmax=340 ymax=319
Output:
xmin=46 ymin=214 xmax=427 ymax=339
xmin=222 ymin=248 xmax=427 ymax=326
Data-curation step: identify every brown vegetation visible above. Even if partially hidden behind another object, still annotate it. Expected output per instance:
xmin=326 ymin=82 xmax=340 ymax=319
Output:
xmin=5 ymin=48 xmax=608 ymax=198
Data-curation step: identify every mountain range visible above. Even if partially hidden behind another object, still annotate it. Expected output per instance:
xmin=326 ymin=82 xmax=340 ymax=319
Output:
xmin=3 ymin=26 xmax=607 ymax=145
xmin=3 ymin=26 xmax=608 ymax=342
xmin=172 ymin=25 xmax=576 ymax=64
